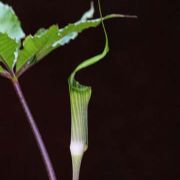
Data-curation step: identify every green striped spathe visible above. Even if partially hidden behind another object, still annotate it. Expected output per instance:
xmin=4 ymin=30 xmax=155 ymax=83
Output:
xmin=69 ymin=81 xmax=91 ymax=153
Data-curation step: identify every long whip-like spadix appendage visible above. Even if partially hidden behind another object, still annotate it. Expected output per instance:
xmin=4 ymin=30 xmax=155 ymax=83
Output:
xmin=68 ymin=1 xmax=109 ymax=180
xmin=68 ymin=1 xmax=137 ymax=180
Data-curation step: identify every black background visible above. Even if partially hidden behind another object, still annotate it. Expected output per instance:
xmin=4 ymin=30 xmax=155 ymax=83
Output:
xmin=0 ymin=0 xmax=179 ymax=179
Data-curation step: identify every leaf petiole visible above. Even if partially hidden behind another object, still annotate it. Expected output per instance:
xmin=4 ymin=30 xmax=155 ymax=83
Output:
xmin=11 ymin=77 xmax=57 ymax=180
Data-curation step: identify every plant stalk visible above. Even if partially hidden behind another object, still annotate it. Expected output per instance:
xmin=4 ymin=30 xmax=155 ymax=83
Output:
xmin=71 ymin=154 xmax=83 ymax=180
xmin=12 ymin=77 xmax=57 ymax=180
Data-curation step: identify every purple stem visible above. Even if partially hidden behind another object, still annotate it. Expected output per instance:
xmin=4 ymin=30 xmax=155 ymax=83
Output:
xmin=12 ymin=78 xmax=57 ymax=180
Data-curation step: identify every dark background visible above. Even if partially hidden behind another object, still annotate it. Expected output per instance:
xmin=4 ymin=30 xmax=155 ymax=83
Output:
xmin=0 ymin=0 xmax=179 ymax=179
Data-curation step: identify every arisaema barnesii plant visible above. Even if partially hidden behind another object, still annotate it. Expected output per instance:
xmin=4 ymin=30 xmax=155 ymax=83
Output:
xmin=0 ymin=0 xmax=136 ymax=179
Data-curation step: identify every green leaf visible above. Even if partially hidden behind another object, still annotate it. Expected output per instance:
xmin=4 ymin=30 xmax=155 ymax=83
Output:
xmin=52 ymin=2 xmax=95 ymax=47
xmin=0 ymin=33 xmax=20 ymax=71
xmin=0 ymin=65 xmax=4 ymax=72
xmin=52 ymin=15 xmax=121 ymax=48
xmin=16 ymin=25 xmax=60 ymax=72
xmin=16 ymin=2 xmax=125 ymax=76
xmin=0 ymin=1 xmax=25 ymax=41
xmin=54 ymin=5 xmax=136 ymax=48
xmin=16 ymin=3 xmax=95 ymax=74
